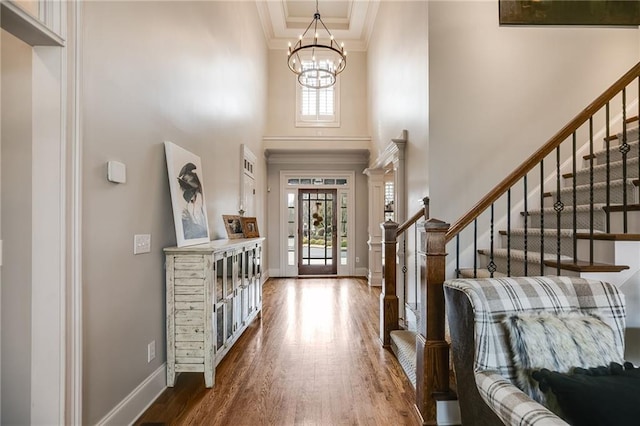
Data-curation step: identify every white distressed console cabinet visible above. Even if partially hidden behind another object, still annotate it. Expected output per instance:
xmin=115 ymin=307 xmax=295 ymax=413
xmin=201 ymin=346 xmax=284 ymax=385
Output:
xmin=164 ymin=237 xmax=264 ymax=388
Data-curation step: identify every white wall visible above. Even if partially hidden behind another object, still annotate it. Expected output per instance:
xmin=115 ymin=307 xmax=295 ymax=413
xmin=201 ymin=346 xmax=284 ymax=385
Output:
xmin=428 ymin=1 xmax=640 ymax=223
xmin=266 ymin=49 xmax=369 ymax=139
xmin=1 ymin=29 xmax=33 ymax=425
xmin=367 ymin=1 xmax=429 ymax=216
xmin=366 ymin=1 xmax=429 ymax=300
xmin=80 ymin=2 xmax=267 ymax=423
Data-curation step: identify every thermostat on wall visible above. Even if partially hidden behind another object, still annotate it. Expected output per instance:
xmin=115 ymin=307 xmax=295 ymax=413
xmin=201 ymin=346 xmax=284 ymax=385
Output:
xmin=107 ymin=161 xmax=126 ymax=184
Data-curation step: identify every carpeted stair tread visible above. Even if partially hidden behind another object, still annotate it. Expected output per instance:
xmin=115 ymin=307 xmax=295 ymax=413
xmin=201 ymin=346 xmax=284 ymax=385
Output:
xmin=546 ymin=177 xmax=638 ymax=196
xmin=390 ymin=330 xmax=417 ymax=389
xmin=523 ymin=203 xmax=607 ymax=216
xmin=599 ymin=120 xmax=639 ymax=143
xmin=584 ymin=139 xmax=640 ymax=162
xmin=568 ymin=157 xmax=639 ymax=186
xmin=478 ymin=249 xmax=628 ymax=273
xmin=478 ymin=248 xmax=573 ymax=263
xmin=499 ymin=228 xmax=600 ymax=237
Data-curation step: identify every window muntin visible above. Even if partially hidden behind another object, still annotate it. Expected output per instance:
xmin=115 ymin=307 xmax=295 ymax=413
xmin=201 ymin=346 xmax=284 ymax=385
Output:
xmin=296 ymin=59 xmax=340 ymax=127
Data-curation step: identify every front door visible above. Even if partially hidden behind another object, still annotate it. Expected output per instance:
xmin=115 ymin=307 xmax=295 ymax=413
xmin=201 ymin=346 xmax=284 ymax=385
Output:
xmin=298 ymin=189 xmax=337 ymax=275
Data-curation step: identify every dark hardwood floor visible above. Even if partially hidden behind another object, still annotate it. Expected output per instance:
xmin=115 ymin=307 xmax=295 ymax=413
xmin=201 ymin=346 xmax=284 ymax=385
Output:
xmin=135 ymin=277 xmax=419 ymax=425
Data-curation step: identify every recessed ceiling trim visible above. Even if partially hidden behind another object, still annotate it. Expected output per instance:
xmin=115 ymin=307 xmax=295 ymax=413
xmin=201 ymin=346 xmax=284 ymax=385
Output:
xmin=257 ymin=0 xmax=379 ymax=52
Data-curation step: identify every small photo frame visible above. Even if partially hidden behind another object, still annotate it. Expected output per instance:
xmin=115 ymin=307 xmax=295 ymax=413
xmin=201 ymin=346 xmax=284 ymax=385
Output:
xmin=223 ymin=215 xmax=244 ymax=239
xmin=241 ymin=217 xmax=260 ymax=238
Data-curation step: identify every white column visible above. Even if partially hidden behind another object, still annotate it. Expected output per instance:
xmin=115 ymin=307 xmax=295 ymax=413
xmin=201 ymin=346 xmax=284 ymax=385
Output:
xmin=364 ymin=168 xmax=385 ymax=287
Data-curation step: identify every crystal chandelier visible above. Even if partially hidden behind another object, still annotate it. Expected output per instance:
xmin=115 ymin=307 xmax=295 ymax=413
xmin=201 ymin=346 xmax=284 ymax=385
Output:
xmin=287 ymin=0 xmax=347 ymax=89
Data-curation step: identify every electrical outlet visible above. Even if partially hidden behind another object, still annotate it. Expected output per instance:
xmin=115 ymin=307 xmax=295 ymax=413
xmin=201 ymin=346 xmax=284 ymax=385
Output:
xmin=147 ymin=340 xmax=156 ymax=363
xmin=356 ymin=256 xmax=360 ymax=263
xmin=134 ymin=234 xmax=151 ymax=254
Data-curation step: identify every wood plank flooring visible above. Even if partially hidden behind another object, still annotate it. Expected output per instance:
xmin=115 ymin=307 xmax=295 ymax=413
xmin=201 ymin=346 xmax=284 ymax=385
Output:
xmin=135 ymin=277 xmax=419 ymax=426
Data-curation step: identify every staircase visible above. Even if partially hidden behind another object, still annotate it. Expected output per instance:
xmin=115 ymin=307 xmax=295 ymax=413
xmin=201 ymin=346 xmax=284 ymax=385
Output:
xmin=464 ymin=117 xmax=639 ymax=279
xmin=380 ymin=61 xmax=640 ymax=425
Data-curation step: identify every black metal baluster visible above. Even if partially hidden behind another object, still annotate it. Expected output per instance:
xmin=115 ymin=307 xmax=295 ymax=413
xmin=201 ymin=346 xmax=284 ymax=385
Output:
xmin=540 ymin=160 xmax=545 ymax=275
xmin=489 ymin=203 xmax=496 ymax=278
xmin=403 ymin=234 xmax=407 ymax=309
xmin=590 ymin=117 xmax=595 ymax=263
xmin=621 ymin=88 xmax=629 ymax=234
xmin=523 ymin=177 xmax=528 ymax=276
xmin=456 ymin=234 xmax=460 ymax=278
xmin=415 ymin=225 xmax=419 ymax=300
xmin=507 ymin=189 xmax=511 ymax=276
xmin=473 ymin=219 xmax=478 ymax=278
xmin=555 ymin=146 xmax=563 ymax=275
xmin=572 ymin=132 xmax=578 ymax=264
xmin=606 ymin=103 xmax=611 ymax=233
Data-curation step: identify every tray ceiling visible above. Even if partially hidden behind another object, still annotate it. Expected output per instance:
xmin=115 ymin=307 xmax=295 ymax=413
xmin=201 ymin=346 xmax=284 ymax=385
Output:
xmin=256 ymin=0 xmax=380 ymax=51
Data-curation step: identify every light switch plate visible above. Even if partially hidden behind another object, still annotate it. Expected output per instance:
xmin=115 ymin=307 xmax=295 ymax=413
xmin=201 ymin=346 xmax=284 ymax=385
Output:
xmin=107 ymin=161 xmax=126 ymax=183
xmin=134 ymin=234 xmax=151 ymax=254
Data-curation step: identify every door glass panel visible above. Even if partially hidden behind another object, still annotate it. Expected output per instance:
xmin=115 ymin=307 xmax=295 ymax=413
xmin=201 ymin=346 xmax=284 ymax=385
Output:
xmin=298 ymin=189 xmax=337 ymax=275
xmin=287 ymin=193 xmax=296 ymax=266
xmin=215 ymin=257 xmax=224 ymax=303
xmin=225 ymin=255 xmax=233 ymax=297
xmin=216 ymin=305 xmax=224 ymax=350
xmin=340 ymin=192 xmax=347 ymax=265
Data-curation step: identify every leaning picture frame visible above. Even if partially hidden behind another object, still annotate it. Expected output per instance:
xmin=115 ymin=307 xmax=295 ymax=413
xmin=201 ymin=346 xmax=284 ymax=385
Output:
xmin=241 ymin=217 xmax=260 ymax=238
xmin=223 ymin=215 xmax=245 ymax=239
xmin=164 ymin=141 xmax=211 ymax=247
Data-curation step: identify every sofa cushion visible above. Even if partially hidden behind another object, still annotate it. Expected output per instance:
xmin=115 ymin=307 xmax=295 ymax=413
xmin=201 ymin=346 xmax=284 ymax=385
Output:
xmin=532 ymin=362 xmax=640 ymax=425
xmin=503 ymin=311 xmax=623 ymax=404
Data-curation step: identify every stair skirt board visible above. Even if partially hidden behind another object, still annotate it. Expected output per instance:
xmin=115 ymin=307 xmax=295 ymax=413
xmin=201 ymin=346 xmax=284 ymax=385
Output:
xmin=390 ymin=330 xmax=417 ymax=389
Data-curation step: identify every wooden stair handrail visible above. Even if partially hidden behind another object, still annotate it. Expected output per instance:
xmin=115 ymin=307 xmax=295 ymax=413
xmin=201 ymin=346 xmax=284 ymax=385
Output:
xmin=445 ymin=61 xmax=640 ymax=243
xmin=397 ymin=197 xmax=430 ymax=235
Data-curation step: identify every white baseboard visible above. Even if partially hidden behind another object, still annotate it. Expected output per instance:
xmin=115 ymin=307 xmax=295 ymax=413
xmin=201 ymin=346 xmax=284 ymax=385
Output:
xmin=96 ymin=363 xmax=166 ymax=426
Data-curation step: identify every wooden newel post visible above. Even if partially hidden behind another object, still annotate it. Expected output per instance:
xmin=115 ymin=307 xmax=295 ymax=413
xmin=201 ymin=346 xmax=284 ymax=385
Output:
xmin=380 ymin=220 xmax=399 ymax=347
xmin=416 ymin=218 xmax=451 ymax=425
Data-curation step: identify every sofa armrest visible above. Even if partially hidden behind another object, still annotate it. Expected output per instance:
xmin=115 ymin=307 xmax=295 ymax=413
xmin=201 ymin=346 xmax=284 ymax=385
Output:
xmin=474 ymin=371 xmax=568 ymax=426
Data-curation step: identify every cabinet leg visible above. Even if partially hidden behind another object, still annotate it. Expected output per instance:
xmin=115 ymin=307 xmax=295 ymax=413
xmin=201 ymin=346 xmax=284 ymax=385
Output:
xmin=167 ymin=368 xmax=176 ymax=387
xmin=205 ymin=371 xmax=214 ymax=388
